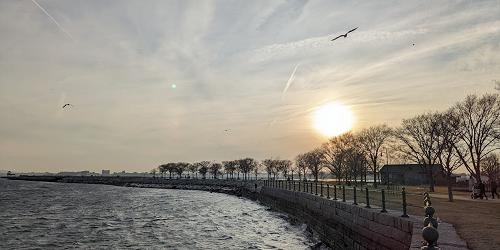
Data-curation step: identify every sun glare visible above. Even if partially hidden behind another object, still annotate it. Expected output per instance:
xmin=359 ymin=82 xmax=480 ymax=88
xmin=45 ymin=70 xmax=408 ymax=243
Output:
xmin=313 ymin=102 xmax=354 ymax=137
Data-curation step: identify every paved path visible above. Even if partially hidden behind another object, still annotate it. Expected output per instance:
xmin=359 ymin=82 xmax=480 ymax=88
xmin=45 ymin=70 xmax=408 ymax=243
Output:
xmin=408 ymin=214 xmax=468 ymax=250
xmin=429 ymin=193 xmax=500 ymax=203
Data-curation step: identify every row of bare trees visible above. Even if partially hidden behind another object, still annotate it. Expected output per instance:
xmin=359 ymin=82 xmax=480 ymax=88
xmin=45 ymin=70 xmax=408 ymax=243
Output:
xmin=294 ymin=93 xmax=499 ymax=201
xmin=155 ymin=158 xmax=259 ymax=180
xmin=151 ymin=93 xmax=498 ymax=202
xmin=296 ymin=125 xmax=391 ymax=186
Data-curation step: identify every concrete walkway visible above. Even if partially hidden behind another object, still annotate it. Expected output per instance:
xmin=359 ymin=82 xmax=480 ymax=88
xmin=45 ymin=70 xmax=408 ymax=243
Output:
xmin=408 ymin=214 xmax=468 ymax=250
xmin=429 ymin=193 xmax=500 ymax=203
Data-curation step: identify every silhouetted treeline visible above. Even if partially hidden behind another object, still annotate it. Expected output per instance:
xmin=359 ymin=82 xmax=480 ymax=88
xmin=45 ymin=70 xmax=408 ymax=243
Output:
xmin=153 ymin=93 xmax=499 ymax=201
xmin=295 ymin=92 xmax=499 ymax=200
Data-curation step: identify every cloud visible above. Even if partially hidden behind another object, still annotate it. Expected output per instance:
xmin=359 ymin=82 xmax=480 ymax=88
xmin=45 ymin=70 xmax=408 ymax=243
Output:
xmin=1 ymin=0 xmax=499 ymax=172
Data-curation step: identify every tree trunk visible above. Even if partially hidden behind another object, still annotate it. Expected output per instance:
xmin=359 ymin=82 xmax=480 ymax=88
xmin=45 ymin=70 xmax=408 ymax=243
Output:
xmin=447 ymin=174 xmax=454 ymax=202
xmin=428 ymin=165 xmax=435 ymax=192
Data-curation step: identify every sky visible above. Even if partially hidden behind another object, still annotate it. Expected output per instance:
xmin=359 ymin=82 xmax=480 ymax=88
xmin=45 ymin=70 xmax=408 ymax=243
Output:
xmin=1 ymin=0 xmax=499 ymax=173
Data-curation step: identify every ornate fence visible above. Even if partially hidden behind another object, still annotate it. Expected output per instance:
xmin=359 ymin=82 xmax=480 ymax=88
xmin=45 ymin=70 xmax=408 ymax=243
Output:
xmin=263 ymin=179 xmax=410 ymax=217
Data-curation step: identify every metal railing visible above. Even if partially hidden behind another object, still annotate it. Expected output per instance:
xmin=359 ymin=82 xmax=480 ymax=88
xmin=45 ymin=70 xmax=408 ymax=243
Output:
xmin=263 ymin=179 xmax=409 ymax=217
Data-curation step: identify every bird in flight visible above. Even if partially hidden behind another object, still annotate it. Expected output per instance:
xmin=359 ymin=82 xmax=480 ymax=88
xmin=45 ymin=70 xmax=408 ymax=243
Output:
xmin=331 ymin=27 xmax=358 ymax=41
xmin=62 ymin=103 xmax=72 ymax=109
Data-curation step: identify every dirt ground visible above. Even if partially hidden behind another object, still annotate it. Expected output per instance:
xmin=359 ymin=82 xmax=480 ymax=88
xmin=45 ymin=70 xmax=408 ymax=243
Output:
xmin=404 ymin=186 xmax=500 ymax=250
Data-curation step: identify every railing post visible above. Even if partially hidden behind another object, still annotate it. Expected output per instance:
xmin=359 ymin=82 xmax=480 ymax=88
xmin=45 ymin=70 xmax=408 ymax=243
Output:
xmin=422 ymin=192 xmax=439 ymax=249
xmin=298 ymin=181 xmax=301 ymax=192
xmin=402 ymin=187 xmax=409 ymax=217
xmin=342 ymin=185 xmax=346 ymax=202
xmin=293 ymin=181 xmax=296 ymax=191
xmin=310 ymin=182 xmax=313 ymax=194
xmin=327 ymin=184 xmax=330 ymax=199
xmin=381 ymin=189 xmax=387 ymax=213
xmin=315 ymin=182 xmax=318 ymax=195
xmin=320 ymin=182 xmax=324 ymax=197
xmin=334 ymin=185 xmax=337 ymax=200
xmin=365 ymin=187 xmax=371 ymax=208
xmin=353 ymin=186 xmax=358 ymax=205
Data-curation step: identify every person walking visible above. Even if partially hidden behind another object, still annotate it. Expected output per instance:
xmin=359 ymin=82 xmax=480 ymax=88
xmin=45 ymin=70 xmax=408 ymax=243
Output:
xmin=491 ymin=181 xmax=499 ymax=199
xmin=479 ymin=181 xmax=488 ymax=200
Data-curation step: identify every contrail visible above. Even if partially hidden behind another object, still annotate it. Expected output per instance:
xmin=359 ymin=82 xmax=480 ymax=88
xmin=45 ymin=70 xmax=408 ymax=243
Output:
xmin=31 ymin=0 xmax=74 ymax=41
xmin=281 ymin=64 xmax=299 ymax=99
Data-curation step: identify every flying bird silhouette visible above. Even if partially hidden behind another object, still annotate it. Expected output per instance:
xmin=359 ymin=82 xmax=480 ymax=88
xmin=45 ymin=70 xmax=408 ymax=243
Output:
xmin=62 ymin=103 xmax=72 ymax=109
xmin=331 ymin=27 xmax=358 ymax=41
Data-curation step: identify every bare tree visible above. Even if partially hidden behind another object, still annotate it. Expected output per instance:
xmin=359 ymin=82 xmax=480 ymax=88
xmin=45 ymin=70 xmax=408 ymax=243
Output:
xmin=302 ymin=148 xmax=324 ymax=181
xmin=195 ymin=161 xmax=211 ymax=179
xmin=210 ymin=162 xmax=222 ymax=179
xmin=238 ymin=158 xmax=257 ymax=180
xmin=165 ymin=162 xmax=177 ymax=179
xmin=254 ymin=162 xmax=260 ymax=180
xmin=481 ymin=154 xmax=500 ymax=182
xmin=262 ymin=159 xmax=275 ymax=180
xmin=358 ymin=125 xmax=392 ymax=187
xmin=451 ymin=94 xmax=500 ymax=182
xmin=322 ymin=132 xmax=356 ymax=184
xmin=344 ymin=147 xmax=367 ymax=185
xmin=295 ymin=154 xmax=308 ymax=181
xmin=222 ymin=160 xmax=237 ymax=179
xmin=436 ymin=111 xmax=463 ymax=201
xmin=175 ymin=162 xmax=189 ymax=178
xmin=188 ymin=163 xmax=198 ymax=179
xmin=158 ymin=164 xmax=167 ymax=178
xmin=277 ymin=160 xmax=293 ymax=180
xmin=395 ymin=112 xmax=444 ymax=192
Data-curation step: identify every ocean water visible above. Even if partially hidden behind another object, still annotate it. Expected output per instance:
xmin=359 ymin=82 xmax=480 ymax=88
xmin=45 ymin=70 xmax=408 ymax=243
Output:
xmin=0 ymin=179 xmax=316 ymax=249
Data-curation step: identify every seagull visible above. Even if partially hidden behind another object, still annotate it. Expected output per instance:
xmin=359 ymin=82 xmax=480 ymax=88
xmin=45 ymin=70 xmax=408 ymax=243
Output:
xmin=331 ymin=27 xmax=358 ymax=41
xmin=62 ymin=103 xmax=72 ymax=109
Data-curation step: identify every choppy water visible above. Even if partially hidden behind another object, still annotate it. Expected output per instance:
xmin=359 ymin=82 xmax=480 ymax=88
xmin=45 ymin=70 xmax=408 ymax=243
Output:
xmin=0 ymin=178 xmax=316 ymax=249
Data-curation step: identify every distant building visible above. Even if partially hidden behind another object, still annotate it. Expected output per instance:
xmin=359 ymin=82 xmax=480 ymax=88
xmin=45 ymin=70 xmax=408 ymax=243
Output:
xmin=111 ymin=171 xmax=149 ymax=177
xmin=380 ymin=164 xmax=449 ymax=186
xmin=455 ymin=173 xmax=470 ymax=183
xmin=101 ymin=170 xmax=110 ymax=176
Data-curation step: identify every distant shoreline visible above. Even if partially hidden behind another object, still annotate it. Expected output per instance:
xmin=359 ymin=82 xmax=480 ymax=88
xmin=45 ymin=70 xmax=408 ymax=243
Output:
xmin=1 ymin=175 xmax=261 ymax=198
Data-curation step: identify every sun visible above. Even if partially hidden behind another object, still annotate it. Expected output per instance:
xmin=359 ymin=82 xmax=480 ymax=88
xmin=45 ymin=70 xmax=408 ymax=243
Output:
xmin=313 ymin=102 xmax=354 ymax=137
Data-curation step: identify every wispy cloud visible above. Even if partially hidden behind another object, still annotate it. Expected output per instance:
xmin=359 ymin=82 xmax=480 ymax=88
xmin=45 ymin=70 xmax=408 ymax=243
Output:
xmin=31 ymin=0 xmax=74 ymax=41
xmin=282 ymin=64 xmax=299 ymax=99
xmin=1 ymin=0 xmax=499 ymax=172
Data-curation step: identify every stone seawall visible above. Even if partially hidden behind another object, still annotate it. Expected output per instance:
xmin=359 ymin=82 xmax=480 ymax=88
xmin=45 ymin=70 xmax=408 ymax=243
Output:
xmin=258 ymin=187 xmax=413 ymax=250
